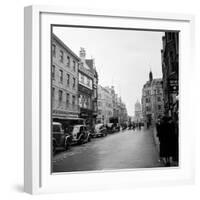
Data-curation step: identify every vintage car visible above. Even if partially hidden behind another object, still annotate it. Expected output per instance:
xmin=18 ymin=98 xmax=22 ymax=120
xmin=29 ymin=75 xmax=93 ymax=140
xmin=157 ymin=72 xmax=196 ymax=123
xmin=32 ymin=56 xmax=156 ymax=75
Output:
xmin=92 ymin=124 xmax=107 ymax=137
xmin=69 ymin=125 xmax=92 ymax=145
xmin=106 ymin=123 xmax=120 ymax=133
xmin=52 ymin=122 xmax=71 ymax=154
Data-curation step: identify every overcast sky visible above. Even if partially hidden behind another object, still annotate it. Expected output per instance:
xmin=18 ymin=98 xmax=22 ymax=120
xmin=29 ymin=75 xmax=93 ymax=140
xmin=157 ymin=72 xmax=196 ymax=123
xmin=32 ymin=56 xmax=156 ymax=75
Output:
xmin=53 ymin=26 xmax=164 ymax=116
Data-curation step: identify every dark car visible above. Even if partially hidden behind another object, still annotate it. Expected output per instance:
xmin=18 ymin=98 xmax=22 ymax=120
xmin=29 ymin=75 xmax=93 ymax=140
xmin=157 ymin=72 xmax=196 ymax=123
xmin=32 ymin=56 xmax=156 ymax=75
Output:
xmin=69 ymin=125 xmax=92 ymax=145
xmin=52 ymin=122 xmax=71 ymax=154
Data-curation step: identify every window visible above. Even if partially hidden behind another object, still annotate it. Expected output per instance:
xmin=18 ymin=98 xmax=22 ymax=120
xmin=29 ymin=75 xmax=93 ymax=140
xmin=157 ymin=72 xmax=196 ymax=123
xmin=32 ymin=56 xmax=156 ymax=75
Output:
xmin=73 ymin=77 xmax=76 ymax=88
xmin=52 ymin=44 xmax=56 ymax=57
xmin=158 ymin=105 xmax=162 ymax=110
xmin=59 ymin=70 xmax=63 ymax=83
xmin=66 ymin=93 xmax=70 ymax=106
xmin=168 ymin=32 xmax=172 ymax=40
xmin=157 ymin=96 xmax=161 ymax=102
xmin=67 ymin=56 xmax=70 ymax=67
xmin=146 ymin=90 xmax=150 ymax=96
xmin=81 ymin=74 xmax=84 ymax=83
xmin=87 ymin=77 xmax=90 ymax=86
xmin=73 ymin=61 xmax=76 ymax=72
xmin=146 ymin=106 xmax=151 ymax=112
xmin=67 ymin=74 xmax=70 ymax=86
xmin=170 ymin=51 xmax=174 ymax=61
xmin=58 ymin=90 xmax=63 ymax=104
xmin=146 ymin=98 xmax=150 ymax=103
xmin=72 ymin=95 xmax=76 ymax=106
xmin=59 ymin=50 xmax=64 ymax=63
xmin=52 ymin=87 xmax=55 ymax=100
xmin=52 ymin=65 xmax=55 ymax=80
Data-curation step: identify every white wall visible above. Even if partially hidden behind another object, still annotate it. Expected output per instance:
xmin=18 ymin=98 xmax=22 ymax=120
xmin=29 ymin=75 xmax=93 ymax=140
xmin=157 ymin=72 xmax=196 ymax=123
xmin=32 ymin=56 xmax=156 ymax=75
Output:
xmin=0 ymin=0 xmax=199 ymax=199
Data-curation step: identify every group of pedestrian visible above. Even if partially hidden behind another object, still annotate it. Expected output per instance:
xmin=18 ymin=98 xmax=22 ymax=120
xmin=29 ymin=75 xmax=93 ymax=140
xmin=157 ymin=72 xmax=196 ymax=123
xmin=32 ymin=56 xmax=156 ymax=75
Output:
xmin=127 ymin=122 xmax=143 ymax=131
xmin=156 ymin=116 xmax=178 ymax=167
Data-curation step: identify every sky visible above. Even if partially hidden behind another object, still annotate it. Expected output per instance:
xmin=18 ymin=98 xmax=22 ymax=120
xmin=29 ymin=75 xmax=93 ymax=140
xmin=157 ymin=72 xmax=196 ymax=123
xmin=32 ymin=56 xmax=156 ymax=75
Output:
xmin=53 ymin=26 xmax=164 ymax=116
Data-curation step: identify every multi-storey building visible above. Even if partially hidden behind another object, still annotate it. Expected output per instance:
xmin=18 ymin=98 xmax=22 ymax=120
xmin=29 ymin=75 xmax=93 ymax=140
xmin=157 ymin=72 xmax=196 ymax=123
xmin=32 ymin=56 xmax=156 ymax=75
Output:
xmin=109 ymin=86 xmax=118 ymax=118
xmin=51 ymin=34 xmax=80 ymax=121
xmin=100 ymin=86 xmax=128 ymax=125
xmin=97 ymin=85 xmax=113 ymax=124
xmin=78 ymin=48 xmax=98 ymax=127
xmin=161 ymin=32 xmax=179 ymax=120
xmin=85 ymin=58 xmax=98 ymax=121
xmin=134 ymin=100 xmax=143 ymax=123
xmin=142 ymin=71 xmax=164 ymax=127
xmin=119 ymin=101 xmax=128 ymax=124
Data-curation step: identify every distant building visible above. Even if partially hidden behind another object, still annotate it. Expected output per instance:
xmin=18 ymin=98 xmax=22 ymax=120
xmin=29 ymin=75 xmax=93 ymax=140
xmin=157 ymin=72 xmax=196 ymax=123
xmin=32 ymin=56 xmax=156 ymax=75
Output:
xmin=119 ymin=101 xmax=128 ymax=124
xmin=161 ymin=32 xmax=179 ymax=120
xmin=134 ymin=100 xmax=143 ymax=123
xmin=142 ymin=70 xmax=164 ymax=127
xmin=109 ymin=86 xmax=118 ymax=118
xmin=51 ymin=34 xmax=80 ymax=121
xmin=97 ymin=85 xmax=113 ymax=124
xmin=105 ymin=86 xmax=128 ymax=125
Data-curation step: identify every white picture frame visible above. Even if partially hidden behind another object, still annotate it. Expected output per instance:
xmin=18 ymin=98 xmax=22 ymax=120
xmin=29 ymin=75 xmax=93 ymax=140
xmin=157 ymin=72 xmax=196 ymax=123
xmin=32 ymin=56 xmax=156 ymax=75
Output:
xmin=24 ymin=5 xmax=195 ymax=194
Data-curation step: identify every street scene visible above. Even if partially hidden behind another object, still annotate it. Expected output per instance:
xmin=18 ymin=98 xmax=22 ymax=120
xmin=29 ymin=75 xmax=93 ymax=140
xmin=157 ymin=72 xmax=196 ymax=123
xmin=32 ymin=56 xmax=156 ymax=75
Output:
xmin=51 ymin=27 xmax=179 ymax=173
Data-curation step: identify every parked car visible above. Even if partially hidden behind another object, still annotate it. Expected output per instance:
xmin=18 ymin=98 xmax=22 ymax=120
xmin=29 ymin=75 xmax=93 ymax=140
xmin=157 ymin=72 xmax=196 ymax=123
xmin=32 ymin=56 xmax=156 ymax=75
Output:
xmin=52 ymin=122 xmax=71 ymax=154
xmin=92 ymin=124 xmax=107 ymax=137
xmin=69 ymin=125 xmax=92 ymax=145
xmin=106 ymin=123 xmax=115 ymax=133
xmin=106 ymin=123 xmax=120 ymax=133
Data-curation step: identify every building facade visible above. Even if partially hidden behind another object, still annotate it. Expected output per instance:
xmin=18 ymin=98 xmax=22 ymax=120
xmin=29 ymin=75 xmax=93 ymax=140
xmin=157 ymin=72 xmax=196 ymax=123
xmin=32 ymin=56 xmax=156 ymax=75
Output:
xmin=134 ymin=100 xmax=143 ymax=123
xmin=51 ymin=34 xmax=80 ymax=121
xmin=78 ymin=48 xmax=98 ymax=127
xmin=119 ymin=101 xmax=128 ymax=124
xmin=142 ymin=71 xmax=164 ymax=127
xmin=97 ymin=85 xmax=128 ymax=125
xmin=161 ymin=32 xmax=179 ymax=120
xmin=97 ymin=85 xmax=113 ymax=124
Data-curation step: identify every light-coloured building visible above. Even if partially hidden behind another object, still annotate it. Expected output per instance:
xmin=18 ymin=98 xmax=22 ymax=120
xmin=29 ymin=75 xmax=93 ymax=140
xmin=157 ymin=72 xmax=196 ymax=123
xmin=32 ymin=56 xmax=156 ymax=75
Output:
xmin=97 ymin=85 xmax=113 ymax=124
xmin=101 ymin=86 xmax=128 ymax=125
xmin=134 ymin=100 xmax=143 ymax=123
xmin=142 ymin=71 xmax=164 ymax=127
xmin=51 ymin=34 xmax=80 ymax=120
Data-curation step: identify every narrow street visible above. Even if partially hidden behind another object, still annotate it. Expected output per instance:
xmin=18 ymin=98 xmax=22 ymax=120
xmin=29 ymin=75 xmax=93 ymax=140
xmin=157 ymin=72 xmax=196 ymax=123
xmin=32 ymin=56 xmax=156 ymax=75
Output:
xmin=53 ymin=128 xmax=164 ymax=173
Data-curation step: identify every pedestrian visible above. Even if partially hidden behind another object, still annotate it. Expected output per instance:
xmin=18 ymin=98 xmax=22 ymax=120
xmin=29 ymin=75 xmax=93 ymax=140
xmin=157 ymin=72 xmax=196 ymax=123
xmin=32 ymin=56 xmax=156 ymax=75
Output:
xmin=156 ymin=118 xmax=162 ymax=161
xmin=132 ymin=122 xmax=135 ymax=131
xmin=157 ymin=116 xmax=173 ymax=166
xmin=168 ymin=117 xmax=177 ymax=164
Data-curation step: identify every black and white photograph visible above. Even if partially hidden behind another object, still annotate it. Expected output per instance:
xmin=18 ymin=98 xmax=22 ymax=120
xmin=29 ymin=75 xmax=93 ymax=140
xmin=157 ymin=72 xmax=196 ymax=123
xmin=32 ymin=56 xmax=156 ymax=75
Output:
xmin=51 ymin=25 xmax=179 ymax=173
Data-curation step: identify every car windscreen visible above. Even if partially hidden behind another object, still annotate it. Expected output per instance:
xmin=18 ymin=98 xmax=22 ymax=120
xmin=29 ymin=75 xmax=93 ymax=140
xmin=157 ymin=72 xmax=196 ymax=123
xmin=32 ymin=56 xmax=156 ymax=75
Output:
xmin=95 ymin=124 xmax=103 ymax=130
xmin=72 ymin=126 xmax=80 ymax=135
xmin=53 ymin=125 xmax=61 ymax=132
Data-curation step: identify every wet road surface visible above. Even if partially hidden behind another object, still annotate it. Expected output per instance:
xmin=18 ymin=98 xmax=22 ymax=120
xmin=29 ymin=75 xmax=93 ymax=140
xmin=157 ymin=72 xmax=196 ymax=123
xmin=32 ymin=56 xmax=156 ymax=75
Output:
xmin=52 ymin=128 xmax=164 ymax=173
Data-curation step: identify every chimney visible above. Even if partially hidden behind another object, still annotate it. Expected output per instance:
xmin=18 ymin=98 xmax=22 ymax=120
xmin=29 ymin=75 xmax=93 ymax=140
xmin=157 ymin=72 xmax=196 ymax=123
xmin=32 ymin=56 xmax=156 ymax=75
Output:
xmin=79 ymin=47 xmax=86 ymax=59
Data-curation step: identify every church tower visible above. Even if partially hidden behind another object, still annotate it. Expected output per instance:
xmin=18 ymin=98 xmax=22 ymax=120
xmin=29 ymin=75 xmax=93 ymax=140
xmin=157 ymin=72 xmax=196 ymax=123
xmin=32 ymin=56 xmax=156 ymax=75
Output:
xmin=149 ymin=70 xmax=153 ymax=82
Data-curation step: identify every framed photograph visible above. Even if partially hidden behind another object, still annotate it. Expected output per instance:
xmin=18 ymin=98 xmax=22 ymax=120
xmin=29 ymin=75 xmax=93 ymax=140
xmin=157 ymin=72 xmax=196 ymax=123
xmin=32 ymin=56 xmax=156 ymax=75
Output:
xmin=24 ymin=5 xmax=195 ymax=194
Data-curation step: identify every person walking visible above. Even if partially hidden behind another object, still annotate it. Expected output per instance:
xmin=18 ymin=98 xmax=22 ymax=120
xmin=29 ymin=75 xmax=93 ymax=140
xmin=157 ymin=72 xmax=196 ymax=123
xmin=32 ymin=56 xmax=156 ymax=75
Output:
xmin=157 ymin=116 xmax=173 ymax=166
xmin=168 ymin=117 xmax=177 ymax=164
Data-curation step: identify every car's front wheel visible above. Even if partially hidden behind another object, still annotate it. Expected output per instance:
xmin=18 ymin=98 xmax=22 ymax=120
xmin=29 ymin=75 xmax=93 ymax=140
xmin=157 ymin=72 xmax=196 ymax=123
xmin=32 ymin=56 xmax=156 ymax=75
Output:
xmin=88 ymin=135 xmax=91 ymax=142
